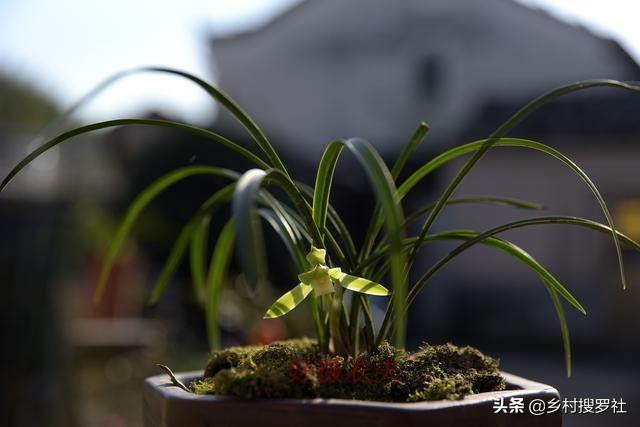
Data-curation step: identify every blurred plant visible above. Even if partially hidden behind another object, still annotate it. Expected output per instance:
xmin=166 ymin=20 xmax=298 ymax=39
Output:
xmin=0 ymin=70 xmax=60 ymax=128
xmin=2 ymin=68 xmax=640 ymax=376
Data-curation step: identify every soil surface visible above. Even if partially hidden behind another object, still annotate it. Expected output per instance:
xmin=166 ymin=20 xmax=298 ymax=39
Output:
xmin=191 ymin=338 xmax=505 ymax=402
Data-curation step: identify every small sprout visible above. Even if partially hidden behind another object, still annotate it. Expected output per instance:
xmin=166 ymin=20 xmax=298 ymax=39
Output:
xmin=264 ymin=246 xmax=390 ymax=319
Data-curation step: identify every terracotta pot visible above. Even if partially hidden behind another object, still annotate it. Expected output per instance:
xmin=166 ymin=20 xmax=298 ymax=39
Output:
xmin=143 ymin=371 xmax=561 ymax=426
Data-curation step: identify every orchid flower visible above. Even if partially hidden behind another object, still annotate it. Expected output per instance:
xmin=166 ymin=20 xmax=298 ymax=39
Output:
xmin=264 ymin=246 xmax=390 ymax=318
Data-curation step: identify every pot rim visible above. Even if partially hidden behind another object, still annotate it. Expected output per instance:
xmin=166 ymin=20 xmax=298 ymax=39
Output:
xmin=145 ymin=370 xmax=559 ymax=409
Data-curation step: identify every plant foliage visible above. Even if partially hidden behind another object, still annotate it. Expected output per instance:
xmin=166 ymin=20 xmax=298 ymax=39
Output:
xmin=2 ymin=68 xmax=640 ymax=377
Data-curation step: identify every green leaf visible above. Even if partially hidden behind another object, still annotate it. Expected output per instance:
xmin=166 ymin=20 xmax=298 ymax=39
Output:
xmin=546 ymin=286 xmax=572 ymax=377
xmin=265 ymin=172 xmax=323 ymax=245
xmin=189 ymin=216 xmax=210 ymax=304
xmin=233 ymin=169 xmax=269 ymax=291
xmin=324 ymin=202 xmax=358 ymax=267
xmin=134 ymin=67 xmax=290 ymax=177
xmin=233 ymin=168 xmax=326 ymax=291
xmin=258 ymin=209 xmax=306 ymax=270
xmin=93 ymin=166 xmax=237 ymax=302
xmin=335 ymin=273 xmax=390 ymax=296
xmin=149 ymin=184 xmax=235 ymax=305
xmin=398 ymin=137 xmax=630 ymax=290
xmin=206 ymin=219 xmax=235 ymax=351
xmin=258 ymin=207 xmax=325 ymax=342
xmin=406 ymin=231 xmax=585 ymax=315
xmin=275 ymin=201 xmax=351 ymax=270
xmin=42 ymin=66 xmax=286 ymax=176
xmin=312 ymin=140 xmax=345 ymax=237
xmin=369 ymin=215 xmax=640 ymax=321
xmin=376 ymin=220 xmax=598 ymax=343
xmin=381 ymin=232 xmax=584 ymax=367
xmin=0 ymin=119 xmax=266 ymax=193
xmin=404 ymin=196 xmax=545 ymax=226
xmin=359 ymin=122 xmax=429 ymax=267
xmin=264 ymin=283 xmax=313 ymax=318
xmin=403 ymin=79 xmax=640 ymax=287
xmin=391 ymin=122 xmax=430 ymax=180
xmin=366 ymin=216 xmax=640 ymax=274
xmin=344 ymin=138 xmax=407 ymax=347
xmin=149 ymin=224 xmax=195 ymax=305
xmin=298 ymin=182 xmax=357 ymax=268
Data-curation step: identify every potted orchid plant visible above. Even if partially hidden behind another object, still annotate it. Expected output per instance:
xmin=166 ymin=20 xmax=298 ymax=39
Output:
xmin=2 ymin=68 xmax=639 ymax=426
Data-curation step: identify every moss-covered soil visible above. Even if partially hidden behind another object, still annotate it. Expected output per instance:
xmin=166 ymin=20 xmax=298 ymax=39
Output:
xmin=191 ymin=338 xmax=505 ymax=402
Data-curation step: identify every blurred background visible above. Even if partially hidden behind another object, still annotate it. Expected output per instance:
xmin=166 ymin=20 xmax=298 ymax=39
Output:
xmin=1 ymin=0 xmax=639 ymax=426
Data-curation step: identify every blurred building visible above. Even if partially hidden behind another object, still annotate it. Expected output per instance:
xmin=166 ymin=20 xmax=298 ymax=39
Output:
xmin=210 ymin=0 xmax=639 ymax=158
xmin=209 ymin=0 xmax=640 ymax=360
xmin=0 ymin=72 xmax=136 ymax=427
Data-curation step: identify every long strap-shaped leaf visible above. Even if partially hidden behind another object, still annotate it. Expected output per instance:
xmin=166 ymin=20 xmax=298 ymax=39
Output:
xmin=0 ymin=118 xmax=267 ymax=193
xmin=233 ymin=169 xmax=323 ymax=290
xmin=312 ymin=140 xmax=345 ymax=238
xmin=375 ymin=214 xmax=640 ymax=346
xmin=404 ymin=196 xmax=545 ymax=226
xmin=391 ymin=122 xmax=430 ymax=180
xmin=366 ymin=217 xmax=640 ymax=274
xmin=92 ymin=166 xmax=237 ymax=301
xmin=149 ymin=184 xmax=236 ymax=304
xmin=344 ymin=138 xmax=407 ymax=347
xmin=278 ymin=199 xmax=350 ymax=269
xmin=366 ymin=137 xmax=632 ymax=291
xmin=408 ymin=231 xmax=585 ymax=313
xmin=359 ymin=122 xmax=430 ymax=264
xmin=189 ymin=215 xmax=211 ymax=303
xmin=546 ymin=286 xmax=571 ymax=377
xmin=370 ymin=215 xmax=640 ymax=327
xmin=206 ymin=219 xmax=235 ymax=351
xmin=372 ymin=230 xmax=581 ymax=375
xmin=374 ymin=195 xmax=546 ymax=247
xmin=298 ymin=182 xmax=357 ymax=268
xmin=128 ymin=67 xmax=290 ymax=177
xmin=406 ymin=80 xmax=640 ymax=288
xmin=258 ymin=209 xmax=306 ymax=271
xmin=233 ymin=170 xmax=269 ymax=291
xmin=151 ymin=183 xmax=311 ymax=305
xmin=258 ymin=207 xmax=326 ymax=346
xmin=418 ymin=233 xmax=579 ymax=377
xmin=24 ymin=66 xmax=288 ymax=177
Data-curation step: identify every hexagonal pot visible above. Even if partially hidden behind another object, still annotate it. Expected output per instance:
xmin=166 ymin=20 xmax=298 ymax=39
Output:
xmin=143 ymin=371 xmax=561 ymax=426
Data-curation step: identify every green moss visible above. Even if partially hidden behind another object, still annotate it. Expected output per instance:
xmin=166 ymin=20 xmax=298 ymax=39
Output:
xmin=191 ymin=339 xmax=505 ymax=402
xmin=202 ymin=343 xmax=260 ymax=378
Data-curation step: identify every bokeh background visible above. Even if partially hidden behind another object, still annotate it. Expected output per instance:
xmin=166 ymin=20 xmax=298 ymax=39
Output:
xmin=1 ymin=1 xmax=639 ymax=426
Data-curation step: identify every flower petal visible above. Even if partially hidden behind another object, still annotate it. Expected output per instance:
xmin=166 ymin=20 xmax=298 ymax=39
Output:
xmin=327 ymin=267 xmax=342 ymax=279
xmin=264 ymin=283 xmax=313 ymax=318
xmin=305 ymin=246 xmax=326 ymax=266
xmin=336 ymin=273 xmax=391 ymax=296
xmin=298 ymin=270 xmax=315 ymax=284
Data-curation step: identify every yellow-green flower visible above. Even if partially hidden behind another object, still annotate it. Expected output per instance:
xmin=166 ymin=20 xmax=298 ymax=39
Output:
xmin=264 ymin=246 xmax=390 ymax=318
